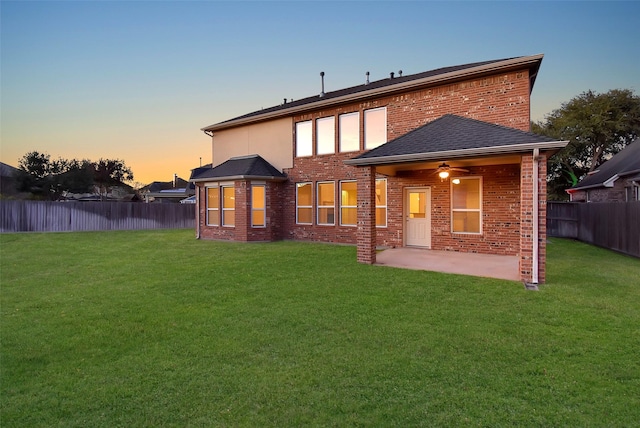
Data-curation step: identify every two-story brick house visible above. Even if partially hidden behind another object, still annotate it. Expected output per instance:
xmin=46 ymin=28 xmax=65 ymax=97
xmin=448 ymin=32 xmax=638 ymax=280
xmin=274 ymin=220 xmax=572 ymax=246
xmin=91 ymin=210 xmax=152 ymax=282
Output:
xmin=191 ymin=54 xmax=567 ymax=284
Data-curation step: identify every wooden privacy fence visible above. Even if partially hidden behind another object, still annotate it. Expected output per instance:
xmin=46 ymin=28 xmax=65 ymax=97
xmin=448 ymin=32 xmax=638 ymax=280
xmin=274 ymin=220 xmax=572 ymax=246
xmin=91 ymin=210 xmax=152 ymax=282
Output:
xmin=0 ymin=201 xmax=195 ymax=233
xmin=547 ymin=201 xmax=640 ymax=258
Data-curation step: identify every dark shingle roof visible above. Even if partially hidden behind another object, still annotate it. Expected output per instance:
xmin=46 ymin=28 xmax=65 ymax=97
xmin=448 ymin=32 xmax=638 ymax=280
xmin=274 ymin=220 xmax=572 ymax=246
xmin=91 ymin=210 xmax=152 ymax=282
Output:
xmin=350 ymin=114 xmax=560 ymax=163
xmin=203 ymin=55 xmax=544 ymax=131
xmin=570 ymin=138 xmax=640 ymax=190
xmin=190 ymin=155 xmax=286 ymax=182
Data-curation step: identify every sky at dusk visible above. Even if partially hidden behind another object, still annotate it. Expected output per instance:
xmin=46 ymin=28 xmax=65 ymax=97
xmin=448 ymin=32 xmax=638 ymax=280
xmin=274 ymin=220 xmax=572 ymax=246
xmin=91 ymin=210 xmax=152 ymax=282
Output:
xmin=2 ymin=1 xmax=639 ymax=186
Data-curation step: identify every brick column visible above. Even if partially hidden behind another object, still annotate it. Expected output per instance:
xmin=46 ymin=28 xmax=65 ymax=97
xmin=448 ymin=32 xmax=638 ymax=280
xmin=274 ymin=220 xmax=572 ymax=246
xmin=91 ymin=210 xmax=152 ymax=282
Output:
xmin=357 ymin=166 xmax=376 ymax=264
xmin=235 ymin=180 xmax=249 ymax=242
xmin=520 ymin=153 xmax=547 ymax=284
xmin=537 ymin=154 xmax=548 ymax=284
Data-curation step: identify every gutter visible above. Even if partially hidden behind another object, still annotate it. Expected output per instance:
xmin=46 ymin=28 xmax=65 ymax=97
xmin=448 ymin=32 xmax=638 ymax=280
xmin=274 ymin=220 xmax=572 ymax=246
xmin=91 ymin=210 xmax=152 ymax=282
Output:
xmin=344 ymin=140 xmax=568 ymax=166
xmin=190 ymin=175 xmax=288 ymax=184
xmin=202 ymin=54 xmax=544 ymax=132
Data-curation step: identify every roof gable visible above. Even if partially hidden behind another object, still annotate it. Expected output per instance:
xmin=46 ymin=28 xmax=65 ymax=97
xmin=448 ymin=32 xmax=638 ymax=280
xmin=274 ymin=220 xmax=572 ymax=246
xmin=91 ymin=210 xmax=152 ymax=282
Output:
xmin=346 ymin=115 xmax=566 ymax=166
xmin=190 ymin=155 xmax=287 ymax=182
xmin=570 ymin=138 xmax=640 ymax=190
xmin=203 ymin=55 xmax=544 ymax=132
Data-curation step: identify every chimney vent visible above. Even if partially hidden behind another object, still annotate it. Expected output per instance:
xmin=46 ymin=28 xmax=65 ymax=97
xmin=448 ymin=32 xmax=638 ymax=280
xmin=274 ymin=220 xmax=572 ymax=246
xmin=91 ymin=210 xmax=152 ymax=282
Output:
xmin=390 ymin=72 xmax=394 ymax=79
xmin=365 ymin=71 xmax=370 ymax=85
xmin=398 ymin=70 xmax=403 ymax=77
xmin=319 ymin=71 xmax=325 ymax=97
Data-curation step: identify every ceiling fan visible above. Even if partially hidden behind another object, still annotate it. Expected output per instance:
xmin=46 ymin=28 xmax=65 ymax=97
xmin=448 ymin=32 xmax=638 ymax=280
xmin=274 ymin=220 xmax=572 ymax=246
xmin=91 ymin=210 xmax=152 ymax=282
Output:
xmin=434 ymin=162 xmax=469 ymax=180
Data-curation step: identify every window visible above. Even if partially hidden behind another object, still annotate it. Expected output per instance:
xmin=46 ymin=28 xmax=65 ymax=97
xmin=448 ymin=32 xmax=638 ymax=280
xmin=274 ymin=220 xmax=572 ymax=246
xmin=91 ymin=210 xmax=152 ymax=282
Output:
xmin=206 ymin=186 xmax=219 ymax=226
xmin=296 ymin=182 xmax=312 ymax=224
xmin=340 ymin=181 xmax=357 ymax=226
xmin=252 ymin=184 xmax=266 ymax=227
xmin=364 ymin=107 xmax=387 ymax=150
xmin=222 ymin=185 xmax=235 ymax=227
xmin=316 ymin=116 xmax=335 ymax=155
xmin=296 ymin=121 xmax=312 ymax=157
xmin=339 ymin=112 xmax=360 ymax=152
xmin=375 ymin=178 xmax=387 ymax=227
xmin=451 ymin=177 xmax=481 ymax=233
xmin=317 ymin=181 xmax=335 ymax=225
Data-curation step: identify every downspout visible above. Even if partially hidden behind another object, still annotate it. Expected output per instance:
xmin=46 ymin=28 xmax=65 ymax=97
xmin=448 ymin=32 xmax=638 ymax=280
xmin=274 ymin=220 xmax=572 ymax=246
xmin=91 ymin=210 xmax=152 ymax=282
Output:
xmin=532 ymin=148 xmax=539 ymax=284
xmin=195 ymin=185 xmax=201 ymax=239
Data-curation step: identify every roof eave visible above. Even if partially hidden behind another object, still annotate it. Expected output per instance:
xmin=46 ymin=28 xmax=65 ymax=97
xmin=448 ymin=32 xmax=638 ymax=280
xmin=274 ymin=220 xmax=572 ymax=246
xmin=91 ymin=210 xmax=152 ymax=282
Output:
xmin=190 ymin=175 xmax=288 ymax=183
xmin=570 ymin=168 xmax=640 ymax=191
xmin=202 ymin=54 xmax=544 ymax=132
xmin=344 ymin=140 xmax=568 ymax=167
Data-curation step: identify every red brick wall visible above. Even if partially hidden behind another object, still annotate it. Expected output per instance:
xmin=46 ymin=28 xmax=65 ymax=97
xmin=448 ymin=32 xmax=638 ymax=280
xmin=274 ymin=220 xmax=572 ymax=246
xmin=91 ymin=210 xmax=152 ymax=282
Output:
xmin=196 ymin=180 xmax=285 ymax=242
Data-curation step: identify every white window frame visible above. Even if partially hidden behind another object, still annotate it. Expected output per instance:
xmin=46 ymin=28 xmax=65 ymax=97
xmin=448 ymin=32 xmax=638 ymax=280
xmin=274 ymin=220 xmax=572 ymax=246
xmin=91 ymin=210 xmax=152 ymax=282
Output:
xmin=376 ymin=178 xmax=388 ymax=228
xmin=339 ymin=180 xmax=357 ymax=227
xmin=251 ymin=184 xmax=266 ymax=228
xmin=206 ymin=185 xmax=219 ymax=226
xmin=316 ymin=116 xmax=335 ymax=155
xmin=339 ymin=112 xmax=360 ymax=153
xmin=221 ymin=184 xmax=235 ymax=227
xmin=364 ymin=107 xmax=387 ymax=150
xmin=451 ymin=176 xmax=482 ymax=234
xmin=316 ymin=181 xmax=335 ymax=226
xmin=295 ymin=120 xmax=313 ymax=157
xmin=296 ymin=182 xmax=313 ymax=225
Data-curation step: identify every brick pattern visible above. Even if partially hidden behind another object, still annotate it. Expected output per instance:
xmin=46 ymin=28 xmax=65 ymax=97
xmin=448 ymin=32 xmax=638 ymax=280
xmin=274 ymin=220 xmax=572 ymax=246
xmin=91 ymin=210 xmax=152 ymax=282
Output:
xmin=519 ymin=154 xmax=548 ymax=284
xmin=196 ymin=180 xmax=285 ymax=242
xmin=357 ymin=166 xmax=376 ymax=264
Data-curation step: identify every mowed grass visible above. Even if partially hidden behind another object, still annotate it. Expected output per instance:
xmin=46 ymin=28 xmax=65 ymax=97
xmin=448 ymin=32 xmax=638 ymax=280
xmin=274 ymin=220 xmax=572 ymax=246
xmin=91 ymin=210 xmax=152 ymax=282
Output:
xmin=1 ymin=230 xmax=639 ymax=427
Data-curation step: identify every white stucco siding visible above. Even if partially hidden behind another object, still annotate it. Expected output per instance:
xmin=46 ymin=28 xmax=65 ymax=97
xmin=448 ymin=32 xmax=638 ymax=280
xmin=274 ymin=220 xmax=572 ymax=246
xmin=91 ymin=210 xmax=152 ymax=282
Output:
xmin=212 ymin=117 xmax=293 ymax=171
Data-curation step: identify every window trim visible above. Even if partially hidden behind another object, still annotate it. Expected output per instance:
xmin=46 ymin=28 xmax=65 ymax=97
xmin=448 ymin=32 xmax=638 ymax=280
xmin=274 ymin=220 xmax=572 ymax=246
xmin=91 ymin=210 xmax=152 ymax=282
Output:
xmin=339 ymin=111 xmax=360 ymax=153
xmin=316 ymin=181 xmax=336 ymax=226
xmin=221 ymin=185 xmax=235 ymax=227
xmin=364 ymin=107 xmax=387 ymax=150
xmin=296 ymin=182 xmax=313 ymax=225
xmin=316 ymin=116 xmax=335 ymax=155
xmin=251 ymin=184 xmax=266 ymax=228
xmin=206 ymin=185 xmax=219 ymax=226
xmin=339 ymin=180 xmax=357 ymax=227
xmin=295 ymin=120 xmax=313 ymax=157
xmin=450 ymin=176 xmax=482 ymax=234
xmin=375 ymin=178 xmax=388 ymax=228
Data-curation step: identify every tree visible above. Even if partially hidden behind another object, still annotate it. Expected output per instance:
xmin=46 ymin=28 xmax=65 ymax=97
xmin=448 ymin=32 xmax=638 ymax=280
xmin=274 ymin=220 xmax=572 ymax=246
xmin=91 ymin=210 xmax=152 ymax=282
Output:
xmin=534 ymin=89 xmax=640 ymax=200
xmin=93 ymin=159 xmax=134 ymax=200
xmin=15 ymin=152 xmax=134 ymax=200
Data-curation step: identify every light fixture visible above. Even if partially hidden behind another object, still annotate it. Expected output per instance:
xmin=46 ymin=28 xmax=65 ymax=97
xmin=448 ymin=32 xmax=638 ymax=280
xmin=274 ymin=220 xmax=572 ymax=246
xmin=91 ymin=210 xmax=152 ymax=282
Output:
xmin=452 ymin=178 xmax=461 ymax=185
xmin=438 ymin=170 xmax=450 ymax=180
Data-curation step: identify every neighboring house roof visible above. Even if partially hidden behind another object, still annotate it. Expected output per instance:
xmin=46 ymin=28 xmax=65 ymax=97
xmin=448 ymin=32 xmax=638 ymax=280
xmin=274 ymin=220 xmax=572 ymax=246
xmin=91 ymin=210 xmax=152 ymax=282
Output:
xmin=0 ymin=162 xmax=20 ymax=178
xmin=190 ymin=154 xmax=287 ymax=182
xmin=568 ymin=138 xmax=640 ymax=192
xmin=203 ymin=54 xmax=544 ymax=132
xmin=144 ymin=177 xmax=190 ymax=193
xmin=345 ymin=114 xmax=567 ymax=166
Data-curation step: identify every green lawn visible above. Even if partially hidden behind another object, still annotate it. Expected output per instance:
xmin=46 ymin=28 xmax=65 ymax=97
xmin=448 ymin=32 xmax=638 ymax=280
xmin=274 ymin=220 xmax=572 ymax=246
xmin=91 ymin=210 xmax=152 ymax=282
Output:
xmin=1 ymin=230 xmax=639 ymax=427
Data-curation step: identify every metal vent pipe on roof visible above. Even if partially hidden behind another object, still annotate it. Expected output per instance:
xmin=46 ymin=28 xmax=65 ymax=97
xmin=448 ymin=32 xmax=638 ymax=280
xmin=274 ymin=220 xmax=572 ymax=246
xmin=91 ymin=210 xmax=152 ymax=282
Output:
xmin=319 ymin=71 xmax=325 ymax=97
xmin=398 ymin=70 xmax=403 ymax=77
xmin=365 ymin=71 xmax=370 ymax=85
xmin=390 ymin=72 xmax=394 ymax=79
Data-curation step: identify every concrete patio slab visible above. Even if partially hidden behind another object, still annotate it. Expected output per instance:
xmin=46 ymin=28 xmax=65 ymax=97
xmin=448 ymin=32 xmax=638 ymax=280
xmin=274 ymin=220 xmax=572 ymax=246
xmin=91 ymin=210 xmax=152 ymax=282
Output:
xmin=375 ymin=247 xmax=520 ymax=281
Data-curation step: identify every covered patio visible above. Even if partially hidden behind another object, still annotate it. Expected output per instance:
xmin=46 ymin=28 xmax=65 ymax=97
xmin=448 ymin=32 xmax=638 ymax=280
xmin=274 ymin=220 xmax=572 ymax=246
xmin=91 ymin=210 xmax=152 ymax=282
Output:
xmin=375 ymin=247 xmax=520 ymax=281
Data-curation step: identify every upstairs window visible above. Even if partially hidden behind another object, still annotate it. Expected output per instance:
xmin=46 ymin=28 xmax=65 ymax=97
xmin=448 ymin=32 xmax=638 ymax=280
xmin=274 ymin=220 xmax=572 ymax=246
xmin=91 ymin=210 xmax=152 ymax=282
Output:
xmin=340 ymin=181 xmax=357 ymax=226
xmin=296 ymin=121 xmax=312 ymax=157
xmin=339 ymin=112 xmax=360 ymax=152
xmin=364 ymin=107 xmax=387 ymax=150
xmin=206 ymin=186 xmax=219 ymax=226
xmin=222 ymin=185 xmax=235 ymax=227
xmin=296 ymin=182 xmax=312 ymax=224
xmin=451 ymin=177 xmax=482 ymax=234
xmin=316 ymin=116 xmax=335 ymax=155
xmin=251 ymin=184 xmax=266 ymax=228
xmin=317 ymin=181 xmax=335 ymax=225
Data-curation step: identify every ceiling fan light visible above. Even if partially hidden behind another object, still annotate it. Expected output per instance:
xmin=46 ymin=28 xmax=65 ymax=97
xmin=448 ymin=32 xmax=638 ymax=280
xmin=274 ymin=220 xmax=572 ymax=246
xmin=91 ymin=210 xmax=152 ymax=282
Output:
xmin=438 ymin=170 xmax=450 ymax=179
